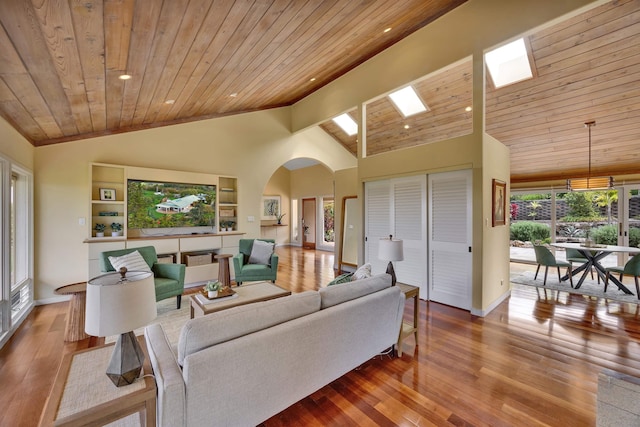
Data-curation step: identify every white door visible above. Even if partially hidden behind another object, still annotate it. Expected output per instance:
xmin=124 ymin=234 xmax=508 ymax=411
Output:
xmin=428 ymin=169 xmax=472 ymax=310
xmin=365 ymin=176 xmax=427 ymax=297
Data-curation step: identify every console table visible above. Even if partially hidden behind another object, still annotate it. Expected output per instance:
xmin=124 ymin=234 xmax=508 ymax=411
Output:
xmin=39 ymin=337 xmax=156 ymax=427
xmin=397 ymin=283 xmax=419 ymax=357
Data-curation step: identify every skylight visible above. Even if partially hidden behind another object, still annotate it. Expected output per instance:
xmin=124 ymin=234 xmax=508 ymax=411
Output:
xmin=388 ymin=86 xmax=428 ymax=117
xmin=332 ymin=113 xmax=358 ymax=136
xmin=485 ymin=38 xmax=533 ymax=88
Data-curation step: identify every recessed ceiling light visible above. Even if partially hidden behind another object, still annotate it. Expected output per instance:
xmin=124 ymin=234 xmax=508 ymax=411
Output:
xmin=118 ymin=74 xmax=131 ymax=80
xmin=310 ymin=77 xmax=316 ymax=82
xmin=485 ymin=38 xmax=533 ymax=88
xmin=383 ymin=28 xmax=392 ymax=33
xmin=164 ymin=99 xmax=175 ymax=105
xmin=388 ymin=86 xmax=428 ymax=118
xmin=332 ymin=113 xmax=358 ymax=136
xmin=403 ymin=124 xmax=410 ymax=129
xmin=465 ymin=106 xmax=472 ymax=112
xmin=229 ymin=93 xmax=238 ymax=98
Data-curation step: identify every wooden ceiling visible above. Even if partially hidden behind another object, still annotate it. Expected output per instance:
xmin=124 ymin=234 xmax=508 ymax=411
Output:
xmin=0 ymin=0 xmax=465 ymax=146
xmin=2 ymin=1 xmax=638 ymax=184
xmin=324 ymin=0 xmax=640 ymax=184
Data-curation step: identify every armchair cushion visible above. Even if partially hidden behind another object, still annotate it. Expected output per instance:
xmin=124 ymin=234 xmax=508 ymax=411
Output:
xmin=99 ymin=246 xmax=185 ymax=306
xmin=248 ymin=239 xmax=275 ymax=265
xmin=108 ymin=250 xmax=152 ymax=273
xmin=233 ymin=239 xmax=278 ymax=284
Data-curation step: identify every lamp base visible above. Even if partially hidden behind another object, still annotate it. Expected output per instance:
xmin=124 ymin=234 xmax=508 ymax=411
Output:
xmin=386 ymin=261 xmax=397 ymax=286
xmin=107 ymin=331 xmax=145 ymax=387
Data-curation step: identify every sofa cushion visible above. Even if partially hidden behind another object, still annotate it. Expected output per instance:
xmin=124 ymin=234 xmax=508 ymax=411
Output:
xmin=178 ymin=290 xmax=320 ymax=366
xmin=352 ymin=263 xmax=372 ymax=280
xmin=319 ymin=273 xmax=391 ymax=309
xmin=249 ymin=239 xmax=275 ymax=265
xmin=108 ymin=250 xmax=152 ymax=273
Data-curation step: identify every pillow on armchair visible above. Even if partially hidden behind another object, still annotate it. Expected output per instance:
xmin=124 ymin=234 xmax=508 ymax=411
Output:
xmin=248 ymin=240 xmax=275 ymax=265
xmin=108 ymin=250 xmax=152 ymax=273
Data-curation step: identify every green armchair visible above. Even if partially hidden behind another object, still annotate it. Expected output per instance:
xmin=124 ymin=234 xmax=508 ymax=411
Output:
xmin=233 ymin=239 xmax=278 ymax=285
xmin=99 ymin=246 xmax=186 ymax=309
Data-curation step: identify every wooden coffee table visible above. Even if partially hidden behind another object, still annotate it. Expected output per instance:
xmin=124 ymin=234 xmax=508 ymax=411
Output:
xmin=190 ymin=281 xmax=291 ymax=318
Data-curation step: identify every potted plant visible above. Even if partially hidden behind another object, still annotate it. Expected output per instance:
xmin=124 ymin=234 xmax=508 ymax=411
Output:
xmin=276 ymin=213 xmax=286 ymax=225
xmin=219 ymin=221 xmax=227 ymax=232
xmin=94 ymin=223 xmax=106 ymax=237
xmin=110 ymin=222 xmax=123 ymax=237
xmin=205 ymin=280 xmax=221 ymax=298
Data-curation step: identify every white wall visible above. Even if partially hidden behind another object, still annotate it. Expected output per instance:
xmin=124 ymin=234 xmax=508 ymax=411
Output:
xmin=33 ymin=108 xmax=355 ymax=300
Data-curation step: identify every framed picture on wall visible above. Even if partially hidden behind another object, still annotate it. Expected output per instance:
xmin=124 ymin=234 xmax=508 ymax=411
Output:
xmin=100 ymin=188 xmax=116 ymax=201
xmin=492 ymin=179 xmax=506 ymax=227
xmin=262 ymin=195 xmax=280 ymax=220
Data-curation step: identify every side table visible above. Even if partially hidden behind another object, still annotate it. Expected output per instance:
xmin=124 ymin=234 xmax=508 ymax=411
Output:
xmin=215 ymin=253 xmax=232 ymax=287
xmin=39 ymin=336 xmax=156 ymax=427
xmin=54 ymin=282 xmax=88 ymax=342
xmin=396 ymin=283 xmax=419 ymax=357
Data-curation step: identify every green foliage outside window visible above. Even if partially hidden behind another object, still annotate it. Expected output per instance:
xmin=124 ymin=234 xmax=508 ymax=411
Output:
xmin=510 ymin=221 xmax=550 ymax=242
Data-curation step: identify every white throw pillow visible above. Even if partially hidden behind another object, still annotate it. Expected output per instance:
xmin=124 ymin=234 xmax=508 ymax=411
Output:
xmin=248 ymin=240 xmax=275 ymax=265
xmin=352 ymin=263 xmax=372 ymax=280
xmin=108 ymin=250 xmax=152 ymax=273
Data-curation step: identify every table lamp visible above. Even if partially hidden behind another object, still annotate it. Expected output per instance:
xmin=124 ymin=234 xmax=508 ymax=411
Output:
xmin=86 ymin=268 xmax=157 ymax=387
xmin=378 ymin=234 xmax=404 ymax=286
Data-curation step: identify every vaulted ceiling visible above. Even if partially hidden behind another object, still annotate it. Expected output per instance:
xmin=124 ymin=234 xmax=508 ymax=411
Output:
xmin=1 ymin=0 xmax=638 ymax=184
xmin=0 ymin=0 xmax=465 ymax=146
xmin=322 ymin=0 xmax=640 ymax=184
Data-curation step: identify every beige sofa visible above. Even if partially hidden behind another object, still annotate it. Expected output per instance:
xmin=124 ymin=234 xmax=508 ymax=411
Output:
xmin=144 ymin=273 xmax=405 ymax=427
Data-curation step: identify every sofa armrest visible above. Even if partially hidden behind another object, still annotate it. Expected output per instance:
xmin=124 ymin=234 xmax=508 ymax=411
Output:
xmin=232 ymin=253 xmax=245 ymax=271
xmin=145 ymin=324 xmax=186 ymax=427
xmin=270 ymin=252 xmax=279 ymax=270
xmin=154 ymin=263 xmax=186 ymax=284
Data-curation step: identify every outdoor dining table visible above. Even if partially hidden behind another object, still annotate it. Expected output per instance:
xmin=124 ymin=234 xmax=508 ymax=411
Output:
xmin=551 ymin=242 xmax=640 ymax=294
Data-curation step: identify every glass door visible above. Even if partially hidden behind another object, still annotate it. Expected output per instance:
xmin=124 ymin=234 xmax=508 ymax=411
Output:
xmin=621 ymin=186 xmax=640 ymax=264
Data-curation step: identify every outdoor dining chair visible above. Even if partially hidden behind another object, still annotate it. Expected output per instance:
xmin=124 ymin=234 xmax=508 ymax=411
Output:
xmin=533 ymin=244 xmax=574 ymax=287
xmin=605 ymin=255 xmax=640 ymax=299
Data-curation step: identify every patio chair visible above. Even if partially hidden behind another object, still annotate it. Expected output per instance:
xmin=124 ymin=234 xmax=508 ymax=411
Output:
xmin=533 ymin=244 xmax=573 ymax=287
xmin=605 ymin=255 xmax=640 ymax=299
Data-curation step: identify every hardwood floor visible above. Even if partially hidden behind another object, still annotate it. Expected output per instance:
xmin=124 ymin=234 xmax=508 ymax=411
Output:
xmin=2 ymin=247 xmax=640 ymax=426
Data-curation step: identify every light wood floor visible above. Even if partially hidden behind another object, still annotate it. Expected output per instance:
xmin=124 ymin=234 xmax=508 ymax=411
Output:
xmin=2 ymin=247 xmax=640 ymax=426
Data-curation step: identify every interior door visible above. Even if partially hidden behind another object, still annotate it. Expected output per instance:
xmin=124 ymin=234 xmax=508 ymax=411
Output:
xmin=302 ymin=198 xmax=316 ymax=249
xmin=428 ymin=170 xmax=472 ymax=310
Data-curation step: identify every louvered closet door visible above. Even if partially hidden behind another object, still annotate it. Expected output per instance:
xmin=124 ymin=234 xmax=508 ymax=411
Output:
xmin=365 ymin=176 xmax=427 ymax=298
xmin=364 ymin=180 xmax=391 ymax=275
xmin=428 ymin=169 xmax=472 ymax=310
xmin=392 ymin=176 xmax=427 ymax=297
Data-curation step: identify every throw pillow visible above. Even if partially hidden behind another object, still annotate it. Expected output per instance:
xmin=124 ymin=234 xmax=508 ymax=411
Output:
xmin=248 ymin=240 xmax=275 ymax=265
xmin=327 ymin=273 xmax=353 ymax=286
xmin=108 ymin=250 xmax=152 ymax=273
xmin=352 ymin=263 xmax=372 ymax=281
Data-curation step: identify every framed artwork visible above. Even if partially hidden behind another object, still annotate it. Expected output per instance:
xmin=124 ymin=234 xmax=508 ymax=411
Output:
xmin=100 ymin=188 xmax=116 ymax=201
xmin=262 ymin=195 xmax=280 ymax=220
xmin=492 ymin=179 xmax=506 ymax=227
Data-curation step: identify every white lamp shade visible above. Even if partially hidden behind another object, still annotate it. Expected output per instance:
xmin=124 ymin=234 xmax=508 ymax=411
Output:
xmin=378 ymin=237 xmax=404 ymax=262
xmin=85 ymin=271 xmax=157 ymax=337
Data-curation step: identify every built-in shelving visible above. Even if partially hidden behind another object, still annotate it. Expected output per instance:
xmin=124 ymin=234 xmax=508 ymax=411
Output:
xmin=86 ymin=163 xmax=243 ymax=284
xmin=90 ymin=164 xmax=126 ymax=239
xmin=218 ymin=176 xmax=238 ymax=233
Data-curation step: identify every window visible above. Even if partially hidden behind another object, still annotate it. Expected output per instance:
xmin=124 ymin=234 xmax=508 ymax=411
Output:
xmin=1 ymin=157 xmax=33 ymax=348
